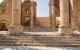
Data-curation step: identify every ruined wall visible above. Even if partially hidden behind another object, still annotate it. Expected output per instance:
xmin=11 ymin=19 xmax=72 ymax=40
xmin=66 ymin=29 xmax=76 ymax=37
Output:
xmin=36 ymin=17 xmax=60 ymax=27
xmin=21 ymin=1 xmax=37 ymax=26
xmin=0 ymin=0 xmax=12 ymax=28
xmin=36 ymin=17 xmax=50 ymax=27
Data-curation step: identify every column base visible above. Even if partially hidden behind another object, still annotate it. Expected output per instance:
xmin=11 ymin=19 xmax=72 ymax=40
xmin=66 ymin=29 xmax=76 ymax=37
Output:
xmin=58 ymin=26 xmax=73 ymax=36
xmin=72 ymin=26 xmax=79 ymax=31
xmin=7 ymin=26 xmax=23 ymax=35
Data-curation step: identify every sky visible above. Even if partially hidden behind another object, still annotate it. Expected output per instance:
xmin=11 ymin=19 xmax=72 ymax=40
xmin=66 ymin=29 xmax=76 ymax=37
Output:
xmin=0 ymin=0 xmax=49 ymax=17
xmin=36 ymin=0 xmax=49 ymax=17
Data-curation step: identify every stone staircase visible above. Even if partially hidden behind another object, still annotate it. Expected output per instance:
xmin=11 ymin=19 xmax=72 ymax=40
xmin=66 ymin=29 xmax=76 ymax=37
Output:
xmin=0 ymin=34 xmax=80 ymax=47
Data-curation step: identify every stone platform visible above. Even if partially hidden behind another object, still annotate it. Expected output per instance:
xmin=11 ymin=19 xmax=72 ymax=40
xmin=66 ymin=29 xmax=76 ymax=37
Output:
xmin=0 ymin=33 xmax=80 ymax=47
xmin=0 ymin=31 xmax=80 ymax=47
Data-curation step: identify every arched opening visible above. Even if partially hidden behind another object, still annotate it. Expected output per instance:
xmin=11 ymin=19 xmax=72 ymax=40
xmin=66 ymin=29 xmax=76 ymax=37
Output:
xmin=0 ymin=23 xmax=8 ymax=31
xmin=21 ymin=0 xmax=31 ymax=26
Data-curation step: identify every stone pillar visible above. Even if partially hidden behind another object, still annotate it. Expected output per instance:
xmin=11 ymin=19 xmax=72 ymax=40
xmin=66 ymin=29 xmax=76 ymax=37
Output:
xmin=34 ymin=3 xmax=37 ymax=25
xmin=58 ymin=0 xmax=72 ymax=35
xmin=49 ymin=1 xmax=52 ymax=27
xmin=30 ymin=3 xmax=34 ymax=30
xmin=51 ymin=0 xmax=56 ymax=28
xmin=8 ymin=0 xmax=23 ymax=35
xmin=49 ymin=0 xmax=56 ymax=29
xmin=70 ymin=0 xmax=79 ymax=30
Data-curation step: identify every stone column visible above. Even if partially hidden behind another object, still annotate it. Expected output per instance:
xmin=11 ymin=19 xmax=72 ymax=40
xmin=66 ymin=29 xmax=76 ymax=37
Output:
xmin=30 ymin=3 xmax=34 ymax=30
xmin=58 ymin=0 xmax=72 ymax=35
xmin=8 ymin=0 xmax=23 ymax=35
xmin=49 ymin=1 xmax=52 ymax=27
xmin=51 ymin=0 xmax=56 ymax=29
xmin=34 ymin=3 xmax=37 ymax=25
xmin=70 ymin=0 xmax=79 ymax=30
xmin=49 ymin=0 xmax=56 ymax=29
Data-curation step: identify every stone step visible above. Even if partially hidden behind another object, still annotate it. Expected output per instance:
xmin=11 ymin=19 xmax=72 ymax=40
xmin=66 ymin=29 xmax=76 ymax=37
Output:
xmin=1 ymin=42 xmax=80 ymax=47
xmin=1 ymin=39 xmax=80 ymax=45
xmin=6 ymin=35 xmax=74 ymax=38
xmin=7 ymin=34 xmax=80 ymax=39
xmin=1 ymin=35 xmax=80 ymax=47
xmin=1 ymin=43 xmax=80 ymax=47
xmin=5 ymin=36 xmax=80 ymax=42
xmin=0 ymin=43 xmax=21 ymax=46
xmin=1 ymin=36 xmax=80 ymax=43
xmin=16 ymin=40 xmax=80 ymax=44
xmin=5 ymin=39 xmax=80 ymax=43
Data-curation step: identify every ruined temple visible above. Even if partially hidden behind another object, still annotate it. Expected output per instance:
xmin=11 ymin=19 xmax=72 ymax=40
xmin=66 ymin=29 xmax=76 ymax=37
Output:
xmin=49 ymin=0 xmax=80 ymax=35
xmin=0 ymin=0 xmax=80 ymax=47
xmin=0 ymin=0 xmax=80 ymax=34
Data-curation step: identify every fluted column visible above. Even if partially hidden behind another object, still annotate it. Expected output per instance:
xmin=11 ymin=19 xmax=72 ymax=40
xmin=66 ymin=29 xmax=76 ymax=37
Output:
xmin=33 ymin=4 xmax=36 ymax=25
xmin=52 ymin=0 xmax=56 ymax=28
xmin=58 ymin=0 xmax=72 ymax=35
xmin=30 ymin=3 xmax=34 ymax=30
xmin=8 ymin=0 xmax=23 ymax=35
xmin=49 ymin=1 xmax=52 ymax=27
xmin=70 ymin=0 xmax=78 ymax=30
xmin=49 ymin=0 xmax=56 ymax=28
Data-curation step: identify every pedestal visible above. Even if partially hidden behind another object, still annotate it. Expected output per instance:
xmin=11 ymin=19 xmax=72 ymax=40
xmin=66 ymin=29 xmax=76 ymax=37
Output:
xmin=8 ymin=26 xmax=23 ymax=35
xmin=58 ymin=26 xmax=73 ymax=36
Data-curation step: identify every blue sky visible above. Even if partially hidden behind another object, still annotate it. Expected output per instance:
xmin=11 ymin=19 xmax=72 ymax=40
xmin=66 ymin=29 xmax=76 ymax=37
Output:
xmin=36 ymin=0 xmax=49 ymax=17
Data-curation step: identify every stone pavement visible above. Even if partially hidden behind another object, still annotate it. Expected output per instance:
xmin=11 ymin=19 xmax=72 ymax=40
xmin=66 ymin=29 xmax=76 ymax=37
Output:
xmin=0 ymin=46 xmax=80 ymax=50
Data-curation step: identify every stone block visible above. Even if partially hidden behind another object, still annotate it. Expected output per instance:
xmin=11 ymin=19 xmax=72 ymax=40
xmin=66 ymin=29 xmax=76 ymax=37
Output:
xmin=58 ymin=26 xmax=73 ymax=36
xmin=7 ymin=26 xmax=23 ymax=35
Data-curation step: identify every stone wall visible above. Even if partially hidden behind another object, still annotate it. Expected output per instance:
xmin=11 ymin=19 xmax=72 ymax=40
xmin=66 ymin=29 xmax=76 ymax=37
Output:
xmin=36 ymin=17 xmax=60 ymax=27
xmin=0 ymin=0 xmax=12 ymax=28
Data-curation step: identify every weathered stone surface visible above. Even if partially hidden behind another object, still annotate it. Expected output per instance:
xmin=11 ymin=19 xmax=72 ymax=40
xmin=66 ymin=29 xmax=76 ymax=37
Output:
xmin=8 ymin=26 xmax=23 ymax=35
xmin=8 ymin=0 xmax=23 ymax=35
xmin=21 ymin=0 xmax=36 ymax=27
xmin=58 ymin=0 xmax=73 ymax=35
xmin=0 ymin=0 xmax=12 ymax=28
xmin=0 ymin=46 xmax=80 ymax=50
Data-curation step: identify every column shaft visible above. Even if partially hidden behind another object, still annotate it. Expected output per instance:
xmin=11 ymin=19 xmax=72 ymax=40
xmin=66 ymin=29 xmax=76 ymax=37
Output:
xmin=49 ymin=2 xmax=52 ymax=27
xmin=52 ymin=0 xmax=56 ymax=28
xmin=58 ymin=0 xmax=72 ymax=35
xmin=70 ymin=0 xmax=78 ymax=30
xmin=8 ymin=0 xmax=23 ymax=35
xmin=49 ymin=0 xmax=56 ymax=28
xmin=30 ymin=4 xmax=34 ymax=29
